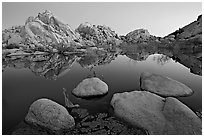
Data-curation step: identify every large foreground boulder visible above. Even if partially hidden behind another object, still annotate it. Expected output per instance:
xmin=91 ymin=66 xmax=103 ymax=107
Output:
xmin=110 ymin=91 xmax=202 ymax=135
xmin=25 ymin=98 xmax=75 ymax=131
xmin=72 ymin=77 xmax=108 ymax=97
xmin=140 ymin=72 xmax=193 ymax=97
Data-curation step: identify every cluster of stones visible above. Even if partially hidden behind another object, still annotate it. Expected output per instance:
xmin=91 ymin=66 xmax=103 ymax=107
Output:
xmin=110 ymin=72 xmax=201 ymax=135
xmin=18 ymin=72 xmax=201 ymax=135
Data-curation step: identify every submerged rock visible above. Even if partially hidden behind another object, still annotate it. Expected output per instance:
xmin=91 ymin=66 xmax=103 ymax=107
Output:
xmin=140 ymin=72 xmax=193 ymax=97
xmin=25 ymin=98 xmax=75 ymax=131
xmin=63 ymin=88 xmax=80 ymax=108
xmin=72 ymin=77 xmax=108 ymax=97
xmin=110 ymin=91 xmax=202 ymax=135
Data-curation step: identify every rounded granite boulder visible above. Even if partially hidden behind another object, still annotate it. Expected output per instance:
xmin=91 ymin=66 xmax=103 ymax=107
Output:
xmin=72 ymin=77 xmax=108 ymax=98
xmin=140 ymin=72 xmax=193 ymax=97
xmin=25 ymin=98 xmax=75 ymax=131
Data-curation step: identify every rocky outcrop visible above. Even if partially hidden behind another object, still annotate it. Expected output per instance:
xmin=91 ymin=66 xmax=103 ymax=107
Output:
xmin=125 ymin=29 xmax=157 ymax=44
xmin=76 ymin=22 xmax=122 ymax=46
xmin=25 ymin=98 xmax=75 ymax=131
xmin=3 ymin=10 xmax=84 ymax=53
xmin=140 ymin=72 xmax=193 ymax=97
xmin=72 ymin=77 xmax=108 ymax=97
xmin=110 ymin=91 xmax=202 ymax=135
xmin=165 ymin=15 xmax=202 ymax=42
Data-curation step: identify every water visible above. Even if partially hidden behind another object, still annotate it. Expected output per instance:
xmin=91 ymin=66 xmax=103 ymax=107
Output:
xmin=2 ymin=50 xmax=202 ymax=133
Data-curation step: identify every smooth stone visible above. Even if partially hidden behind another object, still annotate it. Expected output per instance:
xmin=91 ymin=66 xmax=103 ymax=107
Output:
xmin=110 ymin=91 xmax=202 ymax=135
xmin=140 ymin=72 xmax=193 ymax=97
xmin=72 ymin=77 xmax=108 ymax=97
xmin=25 ymin=98 xmax=75 ymax=131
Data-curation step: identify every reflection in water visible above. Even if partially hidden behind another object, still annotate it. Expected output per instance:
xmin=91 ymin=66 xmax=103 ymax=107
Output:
xmin=121 ymin=44 xmax=201 ymax=76
xmin=3 ymin=50 xmax=121 ymax=80
xmin=152 ymin=54 xmax=171 ymax=65
xmin=2 ymin=44 xmax=202 ymax=133
xmin=2 ymin=44 xmax=201 ymax=79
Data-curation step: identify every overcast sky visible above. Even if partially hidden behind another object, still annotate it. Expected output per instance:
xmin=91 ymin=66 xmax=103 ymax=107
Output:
xmin=2 ymin=2 xmax=202 ymax=37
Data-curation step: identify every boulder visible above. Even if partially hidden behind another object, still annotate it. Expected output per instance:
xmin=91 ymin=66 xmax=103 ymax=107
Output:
xmin=25 ymin=98 xmax=75 ymax=131
xmin=140 ymin=72 xmax=193 ymax=97
xmin=72 ymin=77 xmax=108 ymax=97
xmin=110 ymin=91 xmax=202 ymax=135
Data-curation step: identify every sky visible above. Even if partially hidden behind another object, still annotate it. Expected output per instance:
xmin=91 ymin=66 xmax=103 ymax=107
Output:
xmin=2 ymin=2 xmax=202 ymax=37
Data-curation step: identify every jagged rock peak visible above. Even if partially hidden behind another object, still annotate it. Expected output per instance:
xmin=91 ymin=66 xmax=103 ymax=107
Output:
xmin=2 ymin=10 xmax=84 ymax=52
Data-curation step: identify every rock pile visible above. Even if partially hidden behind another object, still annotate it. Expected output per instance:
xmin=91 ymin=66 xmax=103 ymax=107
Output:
xmin=3 ymin=10 xmax=84 ymax=53
xmin=76 ymin=22 xmax=122 ymax=46
xmin=125 ymin=29 xmax=157 ymax=44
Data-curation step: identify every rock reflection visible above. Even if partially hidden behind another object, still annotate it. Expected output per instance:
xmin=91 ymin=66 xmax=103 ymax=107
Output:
xmin=120 ymin=42 xmax=202 ymax=76
xmin=3 ymin=53 xmax=77 ymax=80
xmin=3 ymin=41 xmax=202 ymax=80
xmin=2 ymin=49 xmax=120 ymax=80
xmin=152 ymin=54 xmax=171 ymax=65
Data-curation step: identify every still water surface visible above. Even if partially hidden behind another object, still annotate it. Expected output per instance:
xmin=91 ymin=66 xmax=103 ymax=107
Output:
xmin=2 ymin=54 xmax=202 ymax=133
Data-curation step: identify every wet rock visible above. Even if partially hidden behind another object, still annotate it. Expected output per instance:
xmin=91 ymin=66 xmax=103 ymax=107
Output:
xmin=76 ymin=22 xmax=122 ymax=46
xmin=140 ymin=72 xmax=193 ymax=97
xmin=71 ymin=108 xmax=89 ymax=119
xmin=66 ymin=112 xmax=146 ymax=135
xmin=111 ymin=91 xmax=202 ymax=135
xmin=72 ymin=77 xmax=108 ymax=97
xmin=25 ymin=98 xmax=75 ymax=131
